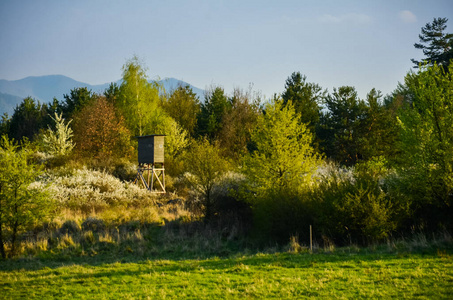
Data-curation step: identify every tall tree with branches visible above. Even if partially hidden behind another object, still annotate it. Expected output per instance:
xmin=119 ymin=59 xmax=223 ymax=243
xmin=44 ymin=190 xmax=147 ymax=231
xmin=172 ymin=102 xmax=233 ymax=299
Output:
xmin=118 ymin=56 xmax=162 ymax=136
xmin=411 ymin=17 xmax=453 ymax=68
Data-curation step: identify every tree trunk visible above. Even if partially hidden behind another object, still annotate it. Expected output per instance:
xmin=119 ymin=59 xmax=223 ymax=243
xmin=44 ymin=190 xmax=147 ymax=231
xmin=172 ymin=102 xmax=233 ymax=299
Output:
xmin=10 ymin=199 xmax=18 ymax=257
xmin=0 ymin=217 xmax=5 ymax=259
xmin=0 ymin=184 xmax=5 ymax=259
xmin=11 ymin=220 xmax=18 ymax=256
xmin=204 ymin=188 xmax=212 ymax=224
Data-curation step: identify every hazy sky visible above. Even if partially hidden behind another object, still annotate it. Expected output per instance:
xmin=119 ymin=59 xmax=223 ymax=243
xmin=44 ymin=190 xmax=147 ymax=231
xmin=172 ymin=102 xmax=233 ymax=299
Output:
xmin=1 ymin=0 xmax=452 ymax=99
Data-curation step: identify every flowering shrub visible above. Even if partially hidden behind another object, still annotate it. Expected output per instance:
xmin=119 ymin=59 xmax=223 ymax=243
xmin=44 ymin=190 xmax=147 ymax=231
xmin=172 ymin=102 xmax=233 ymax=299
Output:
xmin=40 ymin=167 xmax=156 ymax=213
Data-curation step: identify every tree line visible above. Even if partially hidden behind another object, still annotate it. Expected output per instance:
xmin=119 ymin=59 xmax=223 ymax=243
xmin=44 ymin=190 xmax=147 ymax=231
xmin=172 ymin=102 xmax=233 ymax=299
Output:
xmin=0 ymin=18 xmax=452 ymax=255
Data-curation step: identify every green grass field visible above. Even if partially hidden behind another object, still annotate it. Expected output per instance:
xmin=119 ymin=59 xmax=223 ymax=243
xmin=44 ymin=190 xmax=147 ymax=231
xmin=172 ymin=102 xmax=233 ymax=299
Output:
xmin=1 ymin=248 xmax=452 ymax=299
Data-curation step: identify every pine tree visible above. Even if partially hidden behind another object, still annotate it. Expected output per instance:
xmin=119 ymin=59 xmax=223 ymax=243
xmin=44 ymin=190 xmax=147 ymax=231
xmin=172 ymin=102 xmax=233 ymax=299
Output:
xmin=411 ymin=17 xmax=453 ymax=68
xmin=281 ymin=72 xmax=324 ymax=132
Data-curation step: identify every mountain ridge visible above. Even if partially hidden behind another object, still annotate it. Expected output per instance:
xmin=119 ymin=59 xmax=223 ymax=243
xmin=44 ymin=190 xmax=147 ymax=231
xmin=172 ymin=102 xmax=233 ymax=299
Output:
xmin=0 ymin=75 xmax=205 ymax=115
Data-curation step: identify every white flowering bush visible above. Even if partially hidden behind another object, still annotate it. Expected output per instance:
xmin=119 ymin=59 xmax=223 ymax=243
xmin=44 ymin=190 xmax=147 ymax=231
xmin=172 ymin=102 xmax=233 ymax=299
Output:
xmin=42 ymin=112 xmax=75 ymax=157
xmin=40 ymin=167 xmax=155 ymax=213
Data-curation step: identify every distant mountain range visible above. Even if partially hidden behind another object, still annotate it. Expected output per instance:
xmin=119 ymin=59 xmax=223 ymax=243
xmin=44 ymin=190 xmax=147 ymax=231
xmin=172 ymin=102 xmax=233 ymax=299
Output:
xmin=0 ymin=75 xmax=205 ymax=115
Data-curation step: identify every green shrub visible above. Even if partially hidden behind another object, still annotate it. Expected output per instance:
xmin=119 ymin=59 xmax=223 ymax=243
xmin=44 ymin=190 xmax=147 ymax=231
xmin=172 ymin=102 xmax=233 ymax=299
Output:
xmin=211 ymin=172 xmax=251 ymax=222
xmin=59 ymin=220 xmax=81 ymax=235
xmin=81 ymin=217 xmax=105 ymax=232
xmin=312 ymin=160 xmax=397 ymax=245
xmin=112 ymin=160 xmax=137 ymax=182
xmin=251 ymin=188 xmax=314 ymax=244
xmin=183 ymin=138 xmax=231 ymax=223
xmin=0 ymin=136 xmax=54 ymax=258
xmin=81 ymin=230 xmax=96 ymax=246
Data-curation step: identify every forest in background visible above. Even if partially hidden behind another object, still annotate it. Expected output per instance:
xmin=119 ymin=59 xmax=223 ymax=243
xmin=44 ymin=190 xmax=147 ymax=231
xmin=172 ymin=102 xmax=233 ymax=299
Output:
xmin=0 ymin=17 xmax=452 ymax=259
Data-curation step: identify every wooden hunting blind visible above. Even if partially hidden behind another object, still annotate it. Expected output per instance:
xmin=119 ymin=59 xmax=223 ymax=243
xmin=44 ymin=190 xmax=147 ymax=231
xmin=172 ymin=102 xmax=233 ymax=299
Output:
xmin=137 ymin=135 xmax=165 ymax=164
xmin=134 ymin=135 xmax=166 ymax=193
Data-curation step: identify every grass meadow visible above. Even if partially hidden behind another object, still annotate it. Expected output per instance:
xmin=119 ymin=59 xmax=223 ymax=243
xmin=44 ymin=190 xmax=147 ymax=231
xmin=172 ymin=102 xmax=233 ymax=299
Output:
xmin=1 ymin=168 xmax=452 ymax=299
xmin=1 ymin=239 xmax=452 ymax=299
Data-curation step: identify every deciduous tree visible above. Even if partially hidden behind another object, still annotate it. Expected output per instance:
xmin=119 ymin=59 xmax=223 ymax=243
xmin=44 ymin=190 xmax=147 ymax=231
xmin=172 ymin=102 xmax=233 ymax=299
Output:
xmin=218 ymin=88 xmax=260 ymax=160
xmin=0 ymin=136 xmax=53 ymax=258
xmin=162 ymin=85 xmax=200 ymax=137
xmin=243 ymin=99 xmax=321 ymax=196
xmin=73 ymin=96 xmax=132 ymax=159
xmin=397 ymin=62 xmax=453 ymax=230
xmin=118 ymin=56 xmax=162 ymax=136
xmin=42 ymin=112 xmax=75 ymax=157
xmin=183 ymin=138 xmax=230 ymax=222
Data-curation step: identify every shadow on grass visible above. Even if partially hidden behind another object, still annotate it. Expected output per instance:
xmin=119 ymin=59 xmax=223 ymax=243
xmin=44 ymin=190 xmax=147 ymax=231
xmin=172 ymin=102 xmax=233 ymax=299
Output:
xmin=2 ymin=219 xmax=453 ymax=272
xmin=1 ymin=239 xmax=452 ymax=273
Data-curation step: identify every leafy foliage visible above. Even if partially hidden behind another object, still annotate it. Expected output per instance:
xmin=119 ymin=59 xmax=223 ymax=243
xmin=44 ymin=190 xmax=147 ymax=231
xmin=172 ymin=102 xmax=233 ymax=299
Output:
xmin=162 ymin=85 xmax=201 ymax=137
xmin=396 ymin=62 xmax=453 ymax=231
xmin=118 ymin=56 xmax=163 ymax=137
xmin=42 ymin=112 xmax=75 ymax=157
xmin=2 ymin=30 xmax=453 ymax=251
xmin=243 ymin=99 xmax=320 ymax=194
xmin=43 ymin=167 xmax=154 ymax=213
xmin=0 ymin=136 xmax=53 ymax=258
xmin=183 ymin=138 xmax=230 ymax=222
xmin=218 ymin=88 xmax=261 ymax=160
xmin=73 ymin=96 xmax=132 ymax=159
xmin=312 ymin=159 xmax=400 ymax=245
xmin=241 ymin=99 xmax=321 ymax=240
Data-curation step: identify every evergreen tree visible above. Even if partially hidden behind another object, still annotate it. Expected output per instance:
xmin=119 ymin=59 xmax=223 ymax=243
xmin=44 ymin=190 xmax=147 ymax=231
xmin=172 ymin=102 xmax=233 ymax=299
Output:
xmin=0 ymin=113 xmax=10 ymax=138
xmin=411 ymin=17 xmax=453 ymax=68
xmin=61 ymin=87 xmax=96 ymax=118
xmin=319 ymin=86 xmax=368 ymax=166
xmin=281 ymin=72 xmax=324 ymax=132
xmin=197 ymin=86 xmax=230 ymax=140
xmin=8 ymin=97 xmax=48 ymax=142
xmin=360 ymin=89 xmax=400 ymax=162
xmin=104 ymin=82 xmax=121 ymax=105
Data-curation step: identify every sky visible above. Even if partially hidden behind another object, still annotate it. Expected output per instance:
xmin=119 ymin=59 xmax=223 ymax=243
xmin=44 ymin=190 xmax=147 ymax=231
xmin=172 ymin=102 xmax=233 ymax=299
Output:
xmin=1 ymin=0 xmax=452 ymax=100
